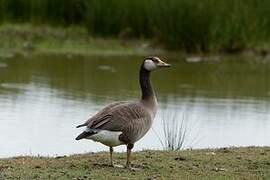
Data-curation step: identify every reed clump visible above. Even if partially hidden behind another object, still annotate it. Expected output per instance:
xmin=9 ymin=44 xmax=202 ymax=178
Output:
xmin=0 ymin=0 xmax=270 ymax=53
xmin=161 ymin=113 xmax=188 ymax=151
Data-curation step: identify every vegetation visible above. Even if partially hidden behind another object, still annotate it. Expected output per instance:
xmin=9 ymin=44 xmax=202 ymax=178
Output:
xmin=0 ymin=147 xmax=269 ymax=179
xmin=160 ymin=112 xmax=189 ymax=151
xmin=1 ymin=0 xmax=270 ymax=53
xmin=0 ymin=24 xmax=161 ymax=56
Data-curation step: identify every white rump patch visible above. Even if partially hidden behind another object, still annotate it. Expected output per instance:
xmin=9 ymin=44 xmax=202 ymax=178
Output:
xmin=144 ymin=59 xmax=157 ymax=71
xmin=87 ymin=129 xmax=123 ymax=147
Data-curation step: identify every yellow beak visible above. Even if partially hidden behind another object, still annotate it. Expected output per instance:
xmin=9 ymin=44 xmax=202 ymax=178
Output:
xmin=157 ymin=59 xmax=171 ymax=67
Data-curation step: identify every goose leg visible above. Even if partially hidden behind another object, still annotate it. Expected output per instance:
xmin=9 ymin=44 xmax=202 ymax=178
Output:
xmin=126 ymin=144 xmax=134 ymax=168
xmin=109 ymin=146 xmax=113 ymax=166
xmin=109 ymin=146 xmax=124 ymax=168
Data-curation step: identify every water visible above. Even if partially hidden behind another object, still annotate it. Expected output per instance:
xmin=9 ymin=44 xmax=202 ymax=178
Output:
xmin=0 ymin=54 xmax=270 ymax=157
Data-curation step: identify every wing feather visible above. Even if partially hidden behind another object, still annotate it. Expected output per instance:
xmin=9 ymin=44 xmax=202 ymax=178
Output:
xmin=78 ymin=101 xmax=153 ymax=143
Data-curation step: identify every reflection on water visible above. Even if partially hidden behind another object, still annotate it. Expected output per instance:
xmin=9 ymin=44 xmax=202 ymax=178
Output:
xmin=0 ymin=54 xmax=270 ymax=157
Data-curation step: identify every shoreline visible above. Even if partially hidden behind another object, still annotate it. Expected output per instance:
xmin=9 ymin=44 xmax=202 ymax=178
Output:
xmin=0 ymin=24 xmax=165 ymax=58
xmin=0 ymin=145 xmax=268 ymax=159
xmin=0 ymin=147 xmax=269 ymax=179
xmin=0 ymin=24 xmax=269 ymax=61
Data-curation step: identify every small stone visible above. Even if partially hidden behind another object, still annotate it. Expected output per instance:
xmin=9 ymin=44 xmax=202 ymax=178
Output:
xmin=55 ymin=155 xmax=66 ymax=159
xmin=221 ymin=148 xmax=231 ymax=153
xmin=213 ymin=167 xmax=227 ymax=172
xmin=174 ymin=156 xmax=186 ymax=161
xmin=186 ymin=56 xmax=202 ymax=63
xmin=236 ymin=156 xmax=242 ymax=159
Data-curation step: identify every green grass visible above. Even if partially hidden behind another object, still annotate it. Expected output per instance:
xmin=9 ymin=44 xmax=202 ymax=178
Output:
xmin=0 ymin=147 xmax=269 ymax=179
xmin=0 ymin=24 xmax=163 ymax=56
xmin=1 ymin=0 xmax=270 ymax=53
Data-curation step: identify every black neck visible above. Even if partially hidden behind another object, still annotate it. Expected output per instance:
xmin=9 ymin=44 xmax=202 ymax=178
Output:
xmin=140 ymin=64 xmax=155 ymax=100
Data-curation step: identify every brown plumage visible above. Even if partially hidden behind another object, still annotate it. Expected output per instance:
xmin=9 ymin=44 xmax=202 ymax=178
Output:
xmin=75 ymin=56 xmax=170 ymax=168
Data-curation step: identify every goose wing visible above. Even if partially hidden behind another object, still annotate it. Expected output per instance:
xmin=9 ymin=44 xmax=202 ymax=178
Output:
xmin=78 ymin=101 xmax=152 ymax=143
xmin=76 ymin=101 xmax=125 ymax=128
xmin=92 ymin=102 xmax=151 ymax=130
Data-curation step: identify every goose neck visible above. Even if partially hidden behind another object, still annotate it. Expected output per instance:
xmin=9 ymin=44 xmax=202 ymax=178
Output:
xmin=139 ymin=66 xmax=156 ymax=102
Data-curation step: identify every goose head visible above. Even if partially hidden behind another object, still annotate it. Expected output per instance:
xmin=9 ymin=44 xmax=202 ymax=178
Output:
xmin=143 ymin=56 xmax=171 ymax=71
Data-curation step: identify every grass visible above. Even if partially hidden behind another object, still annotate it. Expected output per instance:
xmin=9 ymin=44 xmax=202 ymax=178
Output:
xmin=0 ymin=147 xmax=269 ymax=179
xmin=158 ymin=111 xmax=199 ymax=151
xmin=0 ymin=24 xmax=163 ymax=57
xmin=1 ymin=0 xmax=270 ymax=53
xmin=161 ymin=113 xmax=188 ymax=151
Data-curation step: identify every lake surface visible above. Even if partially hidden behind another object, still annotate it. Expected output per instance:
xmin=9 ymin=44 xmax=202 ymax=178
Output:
xmin=0 ymin=54 xmax=270 ymax=157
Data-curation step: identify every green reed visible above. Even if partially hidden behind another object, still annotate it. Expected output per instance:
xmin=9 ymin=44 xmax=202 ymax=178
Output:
xmin=0 ymin=0 xmax=270 ymax=52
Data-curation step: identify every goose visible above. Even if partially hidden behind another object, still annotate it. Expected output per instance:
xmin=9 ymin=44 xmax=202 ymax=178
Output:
xmin=75 ymin=56 xmax=170 ymax=168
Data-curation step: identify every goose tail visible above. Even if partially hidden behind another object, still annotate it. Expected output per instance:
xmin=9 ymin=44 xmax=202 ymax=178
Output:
xmin=76 ymin=124 xmax=87 ymax=128
xmin=75 ymin=129 xmax=97 ymax=140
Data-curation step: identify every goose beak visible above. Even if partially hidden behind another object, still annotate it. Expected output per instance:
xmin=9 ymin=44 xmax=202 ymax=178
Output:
xmin=157 ymin=59 xmax=171 ymax=67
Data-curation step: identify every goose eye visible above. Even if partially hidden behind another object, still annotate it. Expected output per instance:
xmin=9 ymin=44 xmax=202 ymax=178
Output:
xmin=152 ymin=58 xmax=159 ymax=63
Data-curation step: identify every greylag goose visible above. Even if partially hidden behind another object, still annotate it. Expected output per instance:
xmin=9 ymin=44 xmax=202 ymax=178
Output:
xmin=75 ymin=56 xmax=170 ymax=168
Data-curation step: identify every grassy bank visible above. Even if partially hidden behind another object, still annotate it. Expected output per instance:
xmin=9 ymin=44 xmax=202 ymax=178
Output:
xmin=0 ymin=147 xmax=269 ymax=179
xmin=0 ymin=0 xmax=270 ymax=53
xmin=0 ymin=24 xmax=163 ymax=57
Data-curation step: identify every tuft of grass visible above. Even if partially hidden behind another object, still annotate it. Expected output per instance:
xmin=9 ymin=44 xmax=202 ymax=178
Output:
xmin=161 ymin=112 xmax=188 ymax=151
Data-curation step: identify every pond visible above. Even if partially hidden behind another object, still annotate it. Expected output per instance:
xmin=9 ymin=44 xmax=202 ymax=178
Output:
xmin=0 ymin=54 xmax=270 ymax=157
